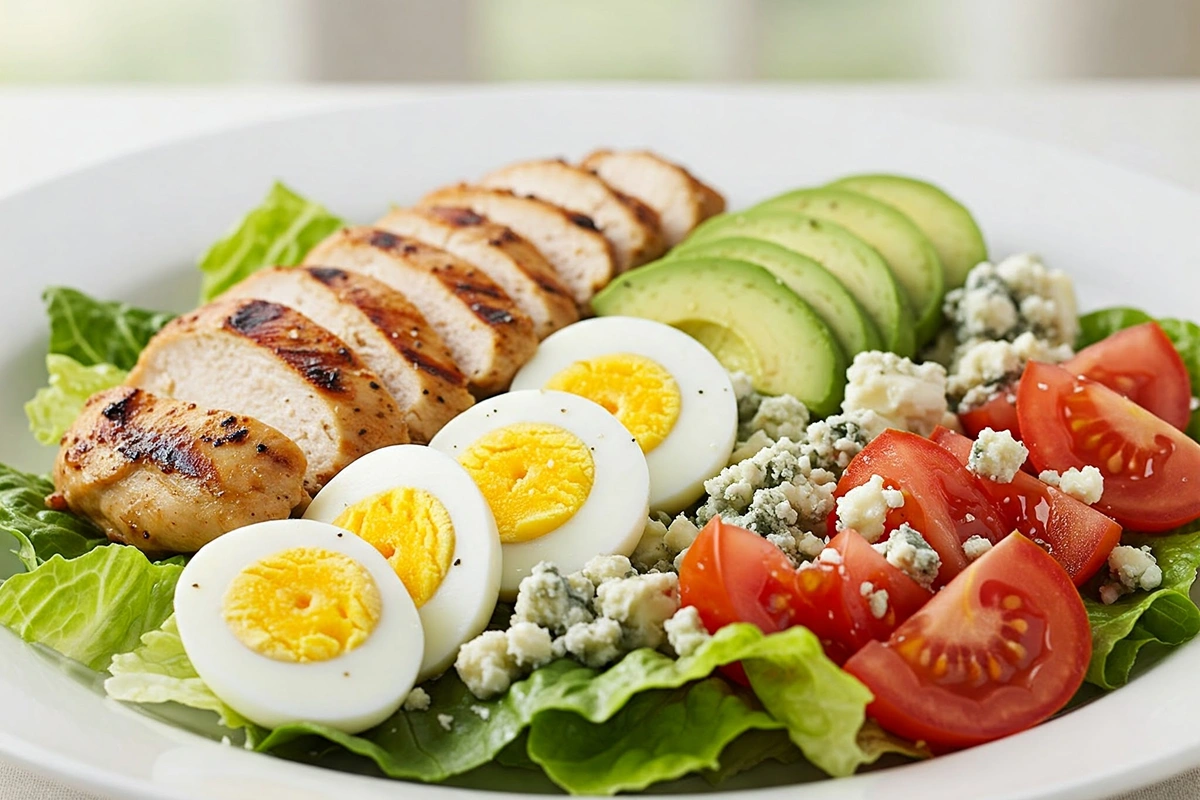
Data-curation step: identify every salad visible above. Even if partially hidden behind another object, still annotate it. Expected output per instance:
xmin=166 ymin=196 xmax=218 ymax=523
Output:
xmin=4 ymin=149 xmax=1200 ymax=796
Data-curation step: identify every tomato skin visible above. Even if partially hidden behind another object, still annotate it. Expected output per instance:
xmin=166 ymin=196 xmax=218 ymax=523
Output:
xmin=1018 ymin=362 xmax=1200 ymax=532
xmin=677 ymin=519 xmax=931 ymax=665
xmin=832 ymin=430 xmax=1009 ymax=586
xmin=679 ymin=517 xmax=797 ymax=636
xmin=789 ymin=529 xmax=932 ymax=663
xmin=930 ymin=426 xmax=1122 ymax=585
xmin=1066 ymin=322 xmax=1191 ymax=430
xmin=843 ymin=534 xmax=1091 ymax=751
xmin=959 ymin=388 xmax=1021 ymax=440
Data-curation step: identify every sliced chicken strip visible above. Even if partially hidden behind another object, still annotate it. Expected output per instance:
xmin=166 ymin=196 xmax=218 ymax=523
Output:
xmin=580 ymin=149 xmax=728 ymax=246
xmin=420 ymin=185 xmax=614 ymax=305
xmin=304 ymin=226 xmax=538 ymax=395
xmin=50 ymin=386 xmax=309 ymax=554
xmin=222 ymin=266 xmax=474 ymax=443
xmin=375 ymin=206 xmax=578 ymax=339
xmin=479 ymin=158 xmax=667 ymax=272
xmin=126 ymin=298 xmax=409 ymax=493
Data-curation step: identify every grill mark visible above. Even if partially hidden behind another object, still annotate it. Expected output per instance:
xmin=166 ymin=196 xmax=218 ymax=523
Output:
xmin=114 ymin=426 xmax=216 ymax=484
xmin=210 ymin=428 xmax=251 ymax=447
xmin=532 ymin=274 xmax=569 ymax=297
xmin=456 ymin=281 xmax=504 ymax=300
xmin=307 ymin=266 xmax=349 ymax=284
xmin=274 ymin=347 xmax=346 ymax=392
xmin=430 ymin=206 xmax=486 ymax=227
xmin=567 ymin=212 xmax=599 ymax=231
xmin=226 ymin=299 xmax=285 ymax=334
xmin=398 ymin=344 xmax=465 ymax=382
xmin=471 ymin=304 xmax=516 ymax=326
xmin=101 ymin=391 xmax=138 ymax=424
xmin=368 ymin=229 xmax=403 ymax=250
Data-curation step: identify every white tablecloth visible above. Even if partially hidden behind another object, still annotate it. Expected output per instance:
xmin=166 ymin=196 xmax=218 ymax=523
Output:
xmin=1 ymin=83 xmax=1198 ymax=800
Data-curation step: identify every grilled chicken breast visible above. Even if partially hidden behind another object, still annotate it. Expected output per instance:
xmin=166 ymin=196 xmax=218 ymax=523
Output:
xmin=50 ymin=387 xmax=308 ymax=553
xmin=580 ymin=149 xmax=727 ymax=246
xmin=375 ymin=206 xmax=578 ymax=339
xmin=419 ymin=185 xmax=615 ymax=306
xmin=126 ymin=298 xmax=409 ymax=493
xmin=304 ymin=227 xmax=538 ymax=396
xmin=222 ymin=266 xmax=473 ymax=443
xmin=479 ymin=159 xmax=667 ymax=272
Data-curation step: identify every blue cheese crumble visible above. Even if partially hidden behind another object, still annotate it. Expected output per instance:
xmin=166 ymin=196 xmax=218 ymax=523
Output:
xmin=456 ymin=555 xmax=684 ymax=698
xmin=859 ymin=581 xmax=890 ymax=619
xmin=962 ymin=535 xmax=994 ymax=562
xmin=834 ymin=474 xmax=904 ymax=543
xmin=872 ymin=524 xmax=941 ymax=589
xmin=1099 ymin=545 xmax=1163 ymax=605
xmin=968 ymin=427 xmax=1028 ymax=483
xmin=944 ymin=254 xmax=1078 ymax=348
xmin=842 ymin=351 xmax=957 ymax=437
xmin=1039 ymin=466 xmax=1104 ymax=505
xmin=664 ymin=606 xmax=711 ymax=658
xmin=402 ymin=686 xmax=432 ymax=712
xmin=948 ymin=331 xmax=1073 ymax=411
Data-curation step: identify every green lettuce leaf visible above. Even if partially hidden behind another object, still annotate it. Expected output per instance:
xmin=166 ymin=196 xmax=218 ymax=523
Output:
xmin=0 ymin=463 xmax=105 ymax=571
xmin=43 ymin=287 xmax=174 ymax=371
xmin=197 ymin=182 xmax=345 ymax=302
xmin=526 ymin=679 xmax=782 ymax=795
xmin=1077 ymin=307 xmax=1200 ymax=438
xmin=700 ymin=729 xmax=801 ymax=786
xmin=106 ymin=615 xmax=251 ymax=730
xmin=25 ymin=355 xmax=127 ymax=446
xmin=1084 ymin=528 xmax=1200 ymax=689
xmin=0 ymin=544 xmax=181 ymax=670
xmin=259 ymin=624 xmax=915 ymax=793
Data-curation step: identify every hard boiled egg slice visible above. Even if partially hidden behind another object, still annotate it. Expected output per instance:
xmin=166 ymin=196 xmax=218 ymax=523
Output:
xmin=173 ymin=519 xmax=423 ymax=733
xmin=304 ymin=444 xmax=502 ymax=681
xmin=511 ymin=316 xmax=736 ymax=513
xmin=429 ymin=389 xmax=650 ymax=596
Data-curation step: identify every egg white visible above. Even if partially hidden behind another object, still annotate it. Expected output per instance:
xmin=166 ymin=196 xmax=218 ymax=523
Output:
xmin=429 ymin=390 xmax=650 ymax=596
xmin=173 ymin=519 xmax=424 ymax=733
xmin=304 ymin=444 xmax=502 ymax=681
xmin=510 ymin=316 xmax=737 ymax=513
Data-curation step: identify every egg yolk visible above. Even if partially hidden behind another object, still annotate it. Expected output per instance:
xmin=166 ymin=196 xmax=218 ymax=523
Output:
xmin=333 ymin=487 xmax=455 ymax=608
xmin=545 ymin=353 xmax=681 ymax=454
xmin=222 ymin=547 xmax=381 ymax=663
xmin=458 ymin=422 xmax=594 ymax=543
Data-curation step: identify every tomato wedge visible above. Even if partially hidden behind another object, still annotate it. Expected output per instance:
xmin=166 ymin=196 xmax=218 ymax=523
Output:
xmin=959 ymin=388 xmax=1021 ymax=440
xmin=843 ymin=533 xmax=1091 ymax=751
xmin=1066 ymin=322 xmax=1191 ymax=430
xmin=1018 ymin=361 xmax=1200 ymax=531
xmin=678 ymin=519 xmax=931 ymax=664
xmin=789 ymin=529 xmax=932 ymax=663
xmin=931 ymin=426 xmax=1121 ymax=585
xmin=832 ymin=430 xmax=1009 ymax=585
xmin=678 ymin=517 xmax=797 ymax=636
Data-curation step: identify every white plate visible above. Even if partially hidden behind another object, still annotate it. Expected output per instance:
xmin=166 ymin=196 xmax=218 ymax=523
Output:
xmin=1 ymin=87 xmax=1199 ymax=800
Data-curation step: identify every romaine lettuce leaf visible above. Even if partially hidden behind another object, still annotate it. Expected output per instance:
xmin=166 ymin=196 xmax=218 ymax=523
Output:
xmin=25 ymin=354 xmax=127 ymax=446
xmin=197 ymin=182 xmax=345 ymax=302
xmin=0 ymin=463 xmax=105 ymax=571
xmin=258 ymin=624 xmax=920 ymax=793
xmin=0 ymin=544 xmax=181 ymax=671
xmin=106 ymin=615 xmax=252 ymax=730
xmin=43 ymin=287 xmax=174 ymax=371
xmin=526 ymin=679 xmax=781 ymax=795
xmin=1084 ymin=528 xmax=1200 ymax=689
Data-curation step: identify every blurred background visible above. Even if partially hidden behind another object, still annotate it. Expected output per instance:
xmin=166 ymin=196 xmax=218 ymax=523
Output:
xmin=2 ymin=0 xmax=1199 ymax=84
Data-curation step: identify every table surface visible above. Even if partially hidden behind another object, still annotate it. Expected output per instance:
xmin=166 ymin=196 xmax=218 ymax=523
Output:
xmin=0 ymin=82 xmax=1198 ymax=800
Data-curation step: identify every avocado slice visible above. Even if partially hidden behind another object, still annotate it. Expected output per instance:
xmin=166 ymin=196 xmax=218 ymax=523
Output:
xmin=666 ymin=237 xmax=880 ymax=356
xmin=829 ymin=174 xmax=987 ymax=290
xmin=754 ymin=188 xmax=945 ymax=346
xmin=684 ymin=210 xmax=916 ymax=356
xmin=591 ymin=257 xmax=847 ymax=416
